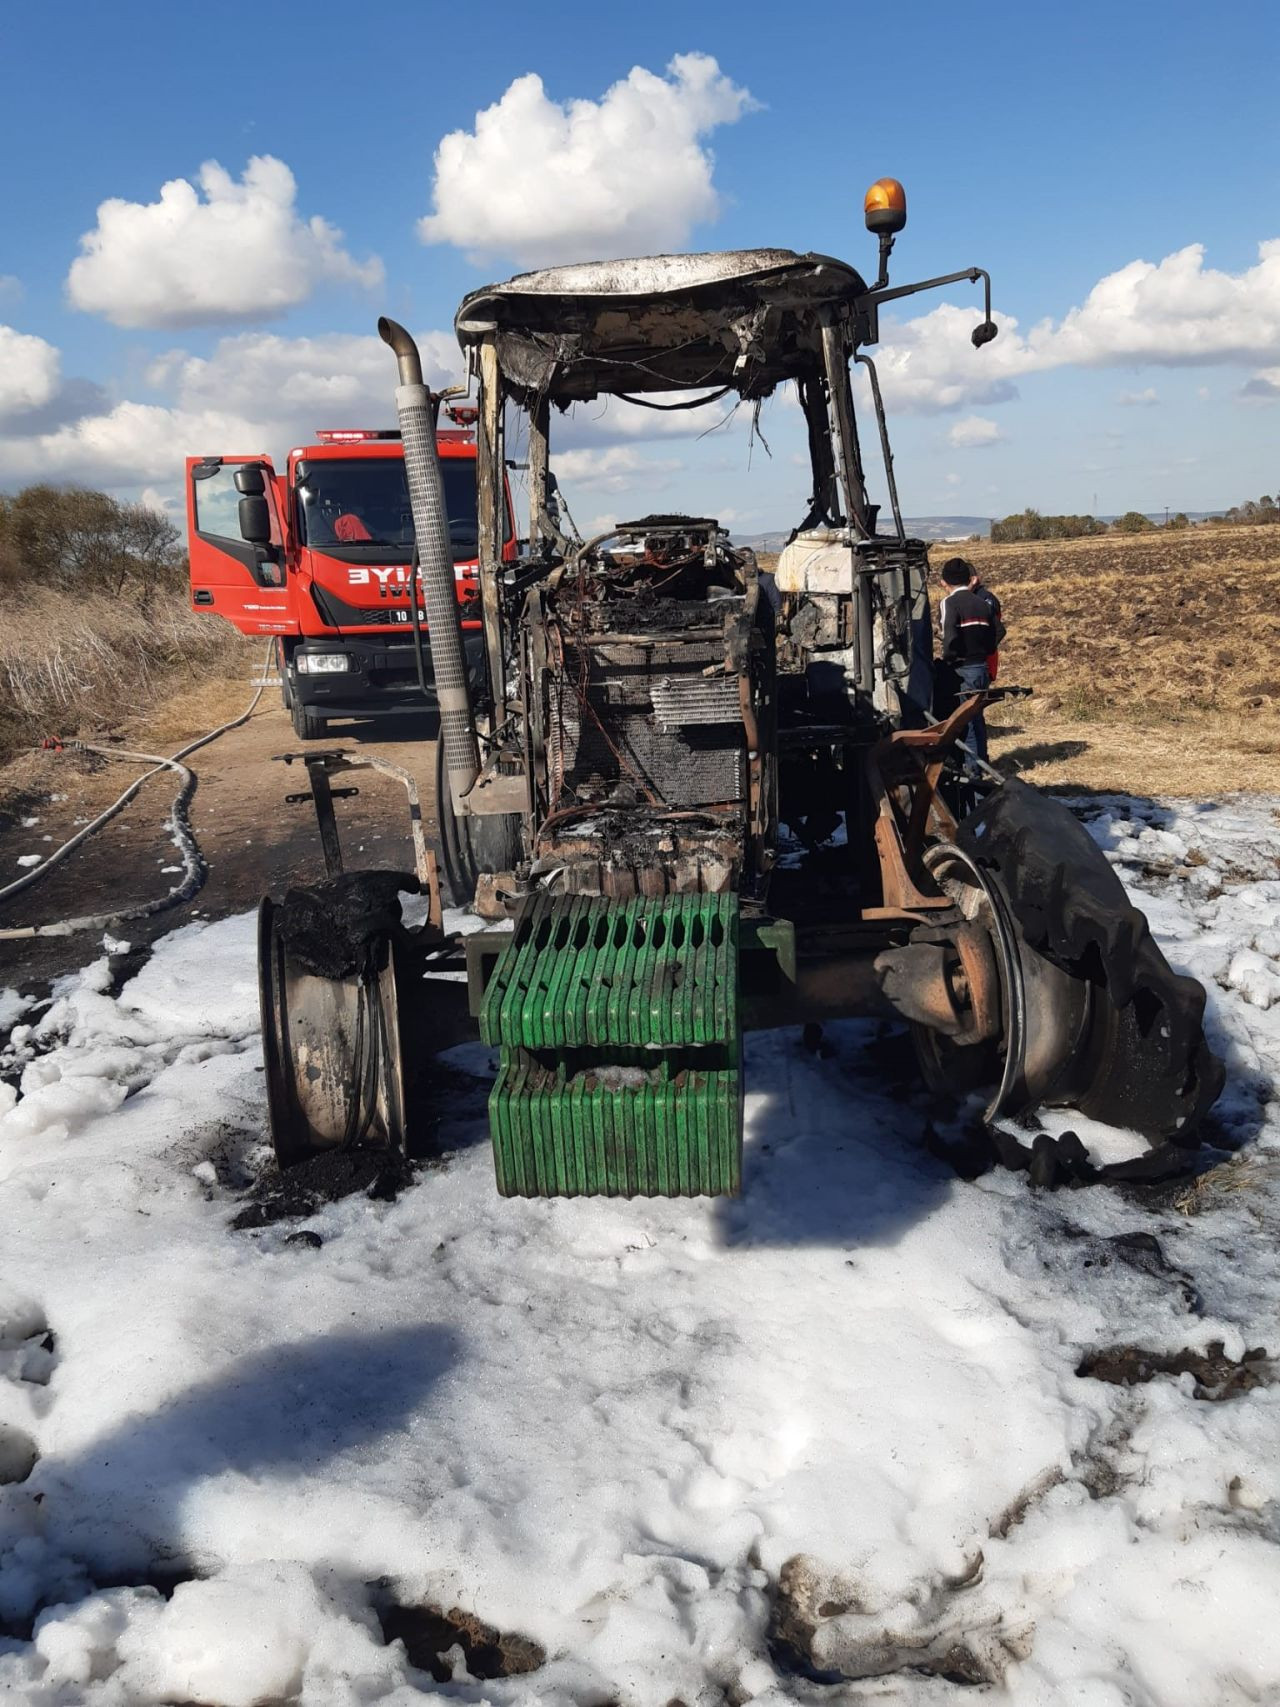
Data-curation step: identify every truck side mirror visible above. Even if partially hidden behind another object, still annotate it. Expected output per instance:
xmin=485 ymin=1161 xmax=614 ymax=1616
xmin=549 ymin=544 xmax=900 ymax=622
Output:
xmin=234 ymin=466 xmax=266 ymax=496
xmin=239 ymin=495 xmax=272 ymax=545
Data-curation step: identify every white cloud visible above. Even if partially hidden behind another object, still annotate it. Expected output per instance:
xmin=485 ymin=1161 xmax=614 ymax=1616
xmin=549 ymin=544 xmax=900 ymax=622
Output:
xmin=873 ymin=239 xmax=1280 ymax=414
xmin=170 ymin=330 xmax=459 ymax=424
xmin=945 ymin=472 xmax=961 ymax=487
xmin=867 ymin=304 xmax=1028 ymax=415
xmin=553 ymin=446 xmax=680 ymax=493
xmin=138 ymin=486 xmax=183 ymax=519
xmin=546 ymin=389 xmax=749 ymax=453
xmin=0 ymin=325 xmax=60 ymax=421
xmin=66 ymin=156 xmax=384 ymax=329
xmin=0 ymin=328 xmax=457 ymax=491
xmin=578 ymin=512 xmax=623 ymax=540
xmin=948 ymin=416 xmax=1004 ymax=449
xmin=1034 ymin=241 xmax=1280 ymax=367
xmin=419 ymin=54 xmax=755 ymax=267
xmin=0 ymin=400 xmax=264 ymax=488
xmin=1117 ymin=387 xmax=1159 ymax=406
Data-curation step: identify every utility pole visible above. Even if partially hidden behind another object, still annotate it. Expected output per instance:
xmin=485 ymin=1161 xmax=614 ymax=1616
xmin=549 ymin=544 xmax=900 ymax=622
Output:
xmin=1164 ymin=505 xmax=1170 ymax=528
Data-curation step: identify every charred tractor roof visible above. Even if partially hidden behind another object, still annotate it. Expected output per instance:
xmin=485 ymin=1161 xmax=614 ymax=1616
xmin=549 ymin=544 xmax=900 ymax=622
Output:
xmin=455 ymin=249 xmax=872 ymax=401
xmin=257 ymin=181 xmax=1221 ymax=1201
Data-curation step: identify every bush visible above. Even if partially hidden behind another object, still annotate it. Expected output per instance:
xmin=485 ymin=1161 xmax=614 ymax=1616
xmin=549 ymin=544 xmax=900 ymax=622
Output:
xmin=0 ymin=483 xmax=184 ymax=611
xmin=0 ymin=481 xmax=249 ymax=764
xmin=1114 ymin=511 xmax=1154 ymax=534
xmin=1222 ymin=495 xmax=1280 ymax=525
xmin=990 ymin=508 xmax=1106 ymax=543
xmin=0 ymin=586 xmax=250 ymax=764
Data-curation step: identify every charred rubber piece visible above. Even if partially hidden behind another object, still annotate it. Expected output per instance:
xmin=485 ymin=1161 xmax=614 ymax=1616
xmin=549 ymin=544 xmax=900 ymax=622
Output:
xmin=259 ymin=873 xmax=420 ymax=1168
xmin=958 ymin=780 xmax=1222 ymax=1147
xmin=274 ymin=870 xmax=416 ymax=979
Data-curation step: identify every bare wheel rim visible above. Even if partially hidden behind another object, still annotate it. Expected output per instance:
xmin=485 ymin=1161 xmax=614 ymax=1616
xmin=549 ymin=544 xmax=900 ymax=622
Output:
xmin=909 ymin=841 xmax=1026 ymax=1124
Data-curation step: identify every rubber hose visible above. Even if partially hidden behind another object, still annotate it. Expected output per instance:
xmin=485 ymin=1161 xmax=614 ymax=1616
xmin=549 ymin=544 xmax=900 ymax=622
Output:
xmin=0 ymin=640 xmax=273 ymax=939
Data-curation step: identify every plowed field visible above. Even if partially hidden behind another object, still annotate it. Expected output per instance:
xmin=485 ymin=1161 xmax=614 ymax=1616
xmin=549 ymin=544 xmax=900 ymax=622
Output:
xmin=954 ymin=523 xmax=1280 ymax=794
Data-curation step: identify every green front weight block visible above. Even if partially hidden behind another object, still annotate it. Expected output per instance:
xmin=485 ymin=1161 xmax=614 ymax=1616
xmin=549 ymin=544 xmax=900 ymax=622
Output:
xmin=480 ymin=893 xmax=741 ymax=1197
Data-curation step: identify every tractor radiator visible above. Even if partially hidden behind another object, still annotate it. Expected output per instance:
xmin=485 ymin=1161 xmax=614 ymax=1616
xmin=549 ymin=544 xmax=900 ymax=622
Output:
xmin=479 ymin=891 xmax=742 ymax=1197
xmin=547 ymin=638 xmax=745 ymax=808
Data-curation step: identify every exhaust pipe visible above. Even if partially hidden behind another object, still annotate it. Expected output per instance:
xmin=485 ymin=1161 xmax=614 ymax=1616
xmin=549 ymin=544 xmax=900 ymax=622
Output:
xmin=378 ymin=317 xmax=480 ymax=807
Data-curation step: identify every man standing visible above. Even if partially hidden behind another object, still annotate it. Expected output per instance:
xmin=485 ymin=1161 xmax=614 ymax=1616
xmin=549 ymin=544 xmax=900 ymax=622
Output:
xmin=938 ymin=557 xmax=1003 ymax=761
xmin=966 ymin=560 xmax=1005 ymax=682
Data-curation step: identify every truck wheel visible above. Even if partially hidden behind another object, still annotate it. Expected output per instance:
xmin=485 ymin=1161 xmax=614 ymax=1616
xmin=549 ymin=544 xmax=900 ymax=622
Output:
xmin=290 ymin=697 xmax=325 ymax=741
xmin=434 ymin=736 xmax=522 ymax=907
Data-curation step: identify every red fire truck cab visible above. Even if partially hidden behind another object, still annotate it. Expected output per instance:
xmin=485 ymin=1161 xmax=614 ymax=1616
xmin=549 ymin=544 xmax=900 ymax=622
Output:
xmin=186 ymin=424 xmax=515 ymax=739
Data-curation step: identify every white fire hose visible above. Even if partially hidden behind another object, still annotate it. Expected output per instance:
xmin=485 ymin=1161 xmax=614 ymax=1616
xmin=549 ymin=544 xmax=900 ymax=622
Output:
xmin=0 ymin=641 xmax=274 ymax=940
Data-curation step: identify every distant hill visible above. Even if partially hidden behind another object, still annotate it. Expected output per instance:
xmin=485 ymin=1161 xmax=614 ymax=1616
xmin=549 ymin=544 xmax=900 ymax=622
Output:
xmin=1103 ymin=512 xmax=1224 ymax=525
xmin=902 ymin=516 xmax=993 ymax=542
xmin=737 ymin=512 xmax=1229 ymax=552
xmin=736 ymin=517 xmax=991 ymax=551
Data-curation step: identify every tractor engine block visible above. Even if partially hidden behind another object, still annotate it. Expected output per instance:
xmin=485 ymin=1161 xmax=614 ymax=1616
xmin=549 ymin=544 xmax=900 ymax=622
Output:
xmin=524 ymin=517 xmax=760 ymax=897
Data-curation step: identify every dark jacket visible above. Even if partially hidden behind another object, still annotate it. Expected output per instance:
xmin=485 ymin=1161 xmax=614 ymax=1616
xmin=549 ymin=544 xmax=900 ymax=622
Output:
xmin=974 ymin=582 xmax=1005 ymax=644
xmin=941 ymin=585 xmax=1002 ymax=663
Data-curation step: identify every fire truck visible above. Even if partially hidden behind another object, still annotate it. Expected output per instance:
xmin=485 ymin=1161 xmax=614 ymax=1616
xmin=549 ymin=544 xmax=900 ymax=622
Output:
xmin=186 ymin=415 xmax=514 ymax=739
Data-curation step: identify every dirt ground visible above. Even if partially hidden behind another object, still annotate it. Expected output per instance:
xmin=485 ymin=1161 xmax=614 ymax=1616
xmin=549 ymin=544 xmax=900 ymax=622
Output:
xmin=0 ymin=657 xmax=440 ymax=996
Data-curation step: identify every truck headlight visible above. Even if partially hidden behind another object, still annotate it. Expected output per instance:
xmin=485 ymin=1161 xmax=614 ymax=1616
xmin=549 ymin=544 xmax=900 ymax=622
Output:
xmin=296 ymin=654 xmax=350 ymax=674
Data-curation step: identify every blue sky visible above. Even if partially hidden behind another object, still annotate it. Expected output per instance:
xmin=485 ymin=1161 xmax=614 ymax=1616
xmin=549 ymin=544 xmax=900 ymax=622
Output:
xmin=2 ymin=0 xmax=1278 ymax=531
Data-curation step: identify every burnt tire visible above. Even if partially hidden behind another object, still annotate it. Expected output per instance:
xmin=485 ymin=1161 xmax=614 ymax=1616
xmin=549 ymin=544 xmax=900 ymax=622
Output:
xmin=434 ymin=734 xmax=522 ymax=908
xmin=258 ymin=875 xmax=420 ymax=1168
xmin=955 ymin=780 xmax=1222 ymax=1150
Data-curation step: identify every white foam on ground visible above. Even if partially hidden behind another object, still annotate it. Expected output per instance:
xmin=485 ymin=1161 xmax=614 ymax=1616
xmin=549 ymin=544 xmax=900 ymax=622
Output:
xmin=0 ymin=796 xmax=1277 ymax=1704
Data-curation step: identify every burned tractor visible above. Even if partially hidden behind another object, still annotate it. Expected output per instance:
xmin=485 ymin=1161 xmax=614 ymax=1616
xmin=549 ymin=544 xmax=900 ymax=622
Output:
xmin=259 ymin=180 xmax=1222 ymax=1195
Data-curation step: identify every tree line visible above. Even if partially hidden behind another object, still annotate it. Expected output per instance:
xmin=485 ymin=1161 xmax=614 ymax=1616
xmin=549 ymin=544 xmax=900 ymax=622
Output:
xmin=989 ymin=508 xmax=1173 ymax=542
xmin=990 ymin=494 xmax=1280 ymax=543
xmin=1219 ymin=493 xmax=1280 ymax=525
xmin=0 ymin=483 xmax=184 ymax=610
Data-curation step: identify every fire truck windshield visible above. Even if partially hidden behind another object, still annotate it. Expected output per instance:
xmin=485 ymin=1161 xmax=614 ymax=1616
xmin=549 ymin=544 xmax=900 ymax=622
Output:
xmin=295 ymin=456 xmax=482 ymax=562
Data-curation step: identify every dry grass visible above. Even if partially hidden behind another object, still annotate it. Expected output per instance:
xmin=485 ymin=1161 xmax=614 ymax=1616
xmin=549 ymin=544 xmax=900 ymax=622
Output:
xmin=954 ymin=524 xmax=1280 ymax=796
xmin=0 ymin=586 xmax=257 ymax=767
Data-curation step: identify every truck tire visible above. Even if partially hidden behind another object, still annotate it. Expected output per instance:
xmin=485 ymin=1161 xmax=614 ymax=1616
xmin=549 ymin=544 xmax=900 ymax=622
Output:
xmin=290 ymin=697 xmax=326 ymax=742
